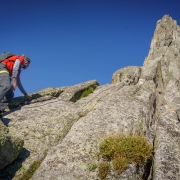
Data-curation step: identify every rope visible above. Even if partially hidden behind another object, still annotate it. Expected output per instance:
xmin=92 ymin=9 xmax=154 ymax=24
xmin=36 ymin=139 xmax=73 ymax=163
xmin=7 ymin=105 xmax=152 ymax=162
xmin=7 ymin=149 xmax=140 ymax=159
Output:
xmin=20 ymin=84 xmax=116 ymax=109
xmin=22 ymin=99 xmax=72 ymax=108
xmin=11 ymin=42 xmax=172 ymax=111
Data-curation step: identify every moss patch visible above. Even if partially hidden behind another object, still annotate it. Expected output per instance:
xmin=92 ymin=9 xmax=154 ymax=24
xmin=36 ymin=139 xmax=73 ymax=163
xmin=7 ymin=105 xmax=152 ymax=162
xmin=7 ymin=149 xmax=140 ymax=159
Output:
xmin=18 ymin=159 xmax=43 ymax=180
xmin=98 ymin=134 xmax=152 ymax=179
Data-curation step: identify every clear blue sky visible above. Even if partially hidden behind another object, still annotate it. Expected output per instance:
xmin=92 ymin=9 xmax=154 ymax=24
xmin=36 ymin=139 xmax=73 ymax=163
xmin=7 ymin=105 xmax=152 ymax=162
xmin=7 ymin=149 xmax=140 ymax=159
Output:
xmin=0 ymin=0 xmax=180 ymax=97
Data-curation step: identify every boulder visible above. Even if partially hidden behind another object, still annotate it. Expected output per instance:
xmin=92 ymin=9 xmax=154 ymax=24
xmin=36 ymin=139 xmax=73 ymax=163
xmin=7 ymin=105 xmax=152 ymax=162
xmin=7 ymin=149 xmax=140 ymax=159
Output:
xmin=1 ymin=15 xmax=180 ymax=180
xmin=0 ymin=121 xmax=23 ymax=170
xmin=112 ymin=66 xmax=141 ymax=85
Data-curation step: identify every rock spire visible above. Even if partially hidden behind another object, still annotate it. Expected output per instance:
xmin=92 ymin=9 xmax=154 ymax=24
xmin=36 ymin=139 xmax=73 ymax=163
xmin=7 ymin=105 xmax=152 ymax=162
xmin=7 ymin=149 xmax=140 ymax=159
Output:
xmin=1 ymin=15 xmax=180 ymax=180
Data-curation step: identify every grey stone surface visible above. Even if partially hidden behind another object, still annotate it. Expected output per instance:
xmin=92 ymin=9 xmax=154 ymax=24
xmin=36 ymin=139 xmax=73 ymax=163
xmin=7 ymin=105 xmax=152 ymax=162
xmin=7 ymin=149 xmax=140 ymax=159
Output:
xmin=59 ymin=79 xmax=99 ymax=102
xmin=112 ymin=66 xmax=141 ymax=85
xmin=1 ymin=14 xmax=180 ymax=180
xmin=0 ymin=121 xmax=23 ymax=170
xmin=33 ymin=80 xmax=155 ymax=180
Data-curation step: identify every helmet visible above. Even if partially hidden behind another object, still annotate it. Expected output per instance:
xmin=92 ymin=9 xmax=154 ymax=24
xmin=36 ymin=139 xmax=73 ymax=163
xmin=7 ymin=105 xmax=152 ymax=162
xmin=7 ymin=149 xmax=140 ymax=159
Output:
xmin=22 ymin=54 xmax=31 ymax=63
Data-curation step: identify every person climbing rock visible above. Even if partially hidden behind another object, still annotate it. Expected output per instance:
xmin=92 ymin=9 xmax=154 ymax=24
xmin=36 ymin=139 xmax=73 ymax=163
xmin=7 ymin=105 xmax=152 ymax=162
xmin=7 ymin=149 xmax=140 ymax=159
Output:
xmin=0 ymin=53 xmax=31 ymax=114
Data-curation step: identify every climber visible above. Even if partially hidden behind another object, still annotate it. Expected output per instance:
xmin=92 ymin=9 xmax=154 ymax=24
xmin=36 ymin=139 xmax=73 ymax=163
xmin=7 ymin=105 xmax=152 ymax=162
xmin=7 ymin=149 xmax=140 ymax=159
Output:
xmin=0 ymin=54 xmax=31 ymax=114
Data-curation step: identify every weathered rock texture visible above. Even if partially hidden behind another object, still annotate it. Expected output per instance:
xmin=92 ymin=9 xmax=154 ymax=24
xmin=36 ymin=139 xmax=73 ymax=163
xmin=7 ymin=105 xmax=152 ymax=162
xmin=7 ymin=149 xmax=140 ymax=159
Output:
xmin=0 ymin=121 xmax=23 ymax=170
xmin=0 ymin=15 xmax=180 ymax=180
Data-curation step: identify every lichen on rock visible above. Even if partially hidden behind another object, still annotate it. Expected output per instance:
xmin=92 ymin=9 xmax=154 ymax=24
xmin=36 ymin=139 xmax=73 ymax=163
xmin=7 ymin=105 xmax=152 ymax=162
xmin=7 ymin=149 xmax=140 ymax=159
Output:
xmin=1 ymin=14 xmax=180 ymax=180
xmin=0 ymin=121 xmax=24 ymax=170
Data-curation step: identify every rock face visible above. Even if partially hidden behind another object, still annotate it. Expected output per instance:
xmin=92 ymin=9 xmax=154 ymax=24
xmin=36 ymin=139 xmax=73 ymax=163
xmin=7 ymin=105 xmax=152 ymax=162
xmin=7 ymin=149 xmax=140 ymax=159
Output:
xmin=0 ymin=15 xmax=180 ymax=180
xmin=0 ymin=121 xmax=23 ymax=170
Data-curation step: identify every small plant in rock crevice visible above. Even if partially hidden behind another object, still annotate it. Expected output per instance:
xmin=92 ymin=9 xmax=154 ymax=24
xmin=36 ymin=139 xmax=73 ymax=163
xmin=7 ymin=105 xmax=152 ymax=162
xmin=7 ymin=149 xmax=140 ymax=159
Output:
xmin=89 ymin=163 xmax=98 ymax=172
xmin=98 ymin=134 xmax=153 ymax=179
xmin=98 ymin=161 xmax=110 ymax=179
xmin=19 ymin=160 xmax=42 ymax=180
xmin=79 ymin=87 xmax=94 ymax=99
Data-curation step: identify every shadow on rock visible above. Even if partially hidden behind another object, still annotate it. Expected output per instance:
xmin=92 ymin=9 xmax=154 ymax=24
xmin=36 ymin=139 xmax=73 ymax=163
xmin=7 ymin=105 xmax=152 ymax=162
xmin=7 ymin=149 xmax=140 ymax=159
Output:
xmin=8 ymin=93 xmax=43 ymax=110
xmin=0 ymin=148 xmax=30 ymax=180
xmin=1 ymin=118 xmax=11 ymax=127
xmin=1 ymin=106 xmax=22 ymax=126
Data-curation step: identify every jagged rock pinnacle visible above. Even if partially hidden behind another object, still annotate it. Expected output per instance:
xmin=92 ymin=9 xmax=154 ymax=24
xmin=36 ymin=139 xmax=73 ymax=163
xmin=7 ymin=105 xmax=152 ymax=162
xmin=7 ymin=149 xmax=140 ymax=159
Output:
xmin=1 ymin=15 xmax=180 ymax=180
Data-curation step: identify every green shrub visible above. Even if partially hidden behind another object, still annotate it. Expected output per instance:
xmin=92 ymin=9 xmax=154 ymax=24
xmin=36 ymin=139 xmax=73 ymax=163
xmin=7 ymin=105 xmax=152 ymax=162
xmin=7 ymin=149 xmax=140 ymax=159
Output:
xmin=98 ymin=134 xmax=152 ymax=178
xmin=79 ymin=87 xmax=94 ymax=99
xmin=98 ymin=161 xmax=110 ymax=179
